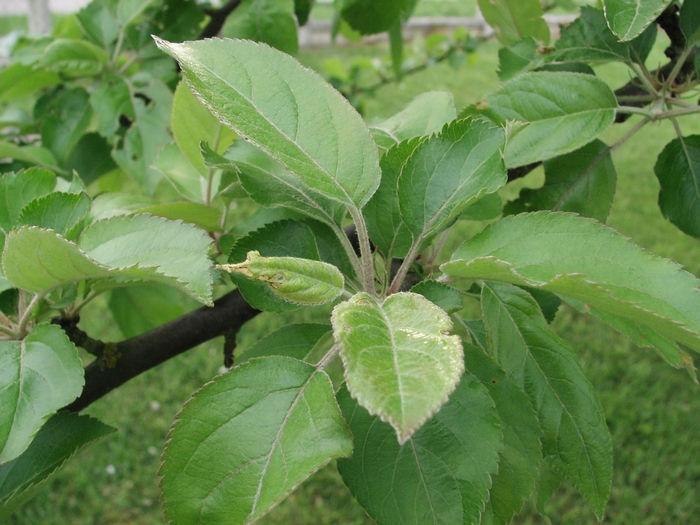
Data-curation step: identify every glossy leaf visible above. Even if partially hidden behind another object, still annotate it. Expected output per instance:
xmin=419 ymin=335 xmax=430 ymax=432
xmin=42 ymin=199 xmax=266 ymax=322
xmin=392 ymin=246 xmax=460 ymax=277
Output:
xmin=504 ymin=139 xmax=617 ymax=222
xmin=481 ymin=281 xmax=612 ymax=517
xmin=337 ymin=0 xmax=412 ymax=35
xmin=442 ymin=212 xmax=700 ymax=353
xmin=477 ymin=0 xmax=550 ymax=46
xmin=603 ymin=0 xmax=670 ymax=41
xmin=0 ymin=324 xmax=84 ymax=463
xmin=369 ymin=91 xmax=457 ymax=152
xmin=410 ymin=280 xmax=463 ymax=314
xmin=161 ymin=356 xmax=352 ymax=525
xmin=470 ymin=72 xmax=617 ymax=167
xmin=155 ymin=37 xmax=380 ymax=209
xmin=332 ymin=292 xmax=464 ymax=443
xmin=222 ymin=0 xmax=299 ymax=55
xmin=40 ymin=38 xmax=109 ymax=77
xmin=336 ymin=371 xmax=502 ymax=525
xmin=17 ymin=192 xmax=92 ymax=237
xmin=463 ymin=344 xmax=542 ymax=525
xmin=655 ymin=135 xmax=700 ymax=239
xmin=221 ymin=251 xmax=344 ymax=306
xmin=0 ymin=412 xmax=115 ymax=519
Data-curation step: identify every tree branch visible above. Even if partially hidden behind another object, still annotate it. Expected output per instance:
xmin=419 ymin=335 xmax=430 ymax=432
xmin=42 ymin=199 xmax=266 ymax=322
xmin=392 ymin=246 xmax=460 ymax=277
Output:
xmin=65 ymin=289 xmax=259 ymax=412
xmin=200 ymin=0 xmax=242 ymax=39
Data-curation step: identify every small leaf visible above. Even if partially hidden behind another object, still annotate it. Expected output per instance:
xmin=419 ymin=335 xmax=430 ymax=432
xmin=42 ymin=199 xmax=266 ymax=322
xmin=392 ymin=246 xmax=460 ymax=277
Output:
xmin=18 ymin=192 xmax=92 ymax=237
xmin=222 ymin=0 xmax=299 ymax=55
xmin=40 ymin=38 xmax=109 ymax=77
xmin=497 ymin=37 xmax=541 ymax=81
xmin=337 ymin=0 xmax=412 ymax=35
xmin=481 ymin=282 xmax=612 ymax=518
xmin=603 ymin=0 xmax=671 ymax=41
xmin=240 ymin=323 xmax=330 ymax=363
xmin=117 ymin=0 xmax=157 ymax=25
xmin=0 ymin=169 xmax=56 ymax=233
xmin=0 ymin=141 xmax=61 ymax=173
xmin=221 ymin=251 xmax=344 ymax=306
xmin=137 ymin=202 xmax=222 ymax=232
xmin=0 ymin=64 xmax=59 ymax=103
xmin=477 ymin=0 xmax=550 ymax=46
xmin=410 ymin=280 xmax=463 ymax=314
xmin=36 ymin=87 xmax=92 ymax=165
xmin=332 ymin=292 xmax=464 ymax=443
xmin=0 ymin=324 xmax=84 ymax=463
xmin=0 ymin=412 xmax=115 ymax=520
xmin=655 ymin=135 xmax=700 ymax=239
xmin=442 ymin=212 xmax=700 ymax=353
xmin=336 ymin=371 xmax=502 ymax=525
xmin=681 ymin=0 xmax=700 ymax=45
xmin=504 ymin=139 xmax=617 ymax=222
xmin=89 ymin=76 xmax=132 ymax=140
xmin=161 ymin=356 xmax=352 ymax=525
xmin=294 ymin=0 xmax=315 ymax=25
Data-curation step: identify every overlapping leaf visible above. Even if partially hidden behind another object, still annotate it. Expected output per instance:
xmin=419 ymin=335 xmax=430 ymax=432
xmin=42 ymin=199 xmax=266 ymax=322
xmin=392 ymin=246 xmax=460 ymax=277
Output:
xmin=222 ymin=0 xmax=299 ymax=55
xmin=161 ymin=356 xmax=352 ymax=525
xmin=481 ymin=282 xmax=612 ymax=518
xmin=156 ymin=37 xmax=380 ymax=209
xmin=17 ymin=192 xmax=92 ymax=238
xmin=0 ymin=324 xmax=84 ymax=463
xmin=240 ymin=323 xmax=330 ymax=363
xmin=332 ymin=292 xmax=464 ymax=443
xmin=442 ymin=212 xmax=700 ymax=353
xmin=477 ymin=0 xmax=550 ymax=46
xmin=603 ymin=0 xmax=670 ymax=41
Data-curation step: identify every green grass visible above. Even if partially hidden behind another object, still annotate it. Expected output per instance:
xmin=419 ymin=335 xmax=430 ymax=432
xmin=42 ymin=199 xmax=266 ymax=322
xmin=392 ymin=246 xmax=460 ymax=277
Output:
xmin=9 ymin=33 xmax=700 ymax=525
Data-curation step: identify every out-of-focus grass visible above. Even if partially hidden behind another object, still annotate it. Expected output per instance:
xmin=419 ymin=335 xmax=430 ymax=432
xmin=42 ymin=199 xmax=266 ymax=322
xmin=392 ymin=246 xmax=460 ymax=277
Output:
xmin=9 ymin=26 xmax=700 ymax=525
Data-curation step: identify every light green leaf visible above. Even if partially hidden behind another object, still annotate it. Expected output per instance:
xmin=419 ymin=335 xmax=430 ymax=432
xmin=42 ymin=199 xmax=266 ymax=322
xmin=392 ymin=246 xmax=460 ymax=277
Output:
xmin=40 ymin=38 xmax=109 ymax=77
xmin=76 ymin=0 xmax=120 ymax=48
xmin=0 ymin=412 xmax=115 ymax=520
xmin=137 ymin=202 xmax=222 ymax=232
xmin=480 ymin=282 xmax=612 ymax=517
xmin=504 ymin=139 xmax=617 ymax=222
xmin=3 ymin=216 xmax=213 ymax=304
xmin=0 ymin=64 xmax=59 ymax=103
xmin=117 ymin=0 xmax=156 ymax=25
xmin=472 ymin=72 xmax=617 ymax=168
xmin=369 ymin=91 xmax=457 ymax=152
xmin=88 ymin=193 xmax=157 ymax=222
xmin=241 ymin=323 xmax=330 ymax=363
xmin=603 ymin=0 xmax=670 ymax=41
xmin=332 ymin=291 xmax=464 ymax=443
xmin=497 ymin=38 xmax=541 ymax=81
xmin=155 ymin=37 xmax=380 ymax=209
xmin=655 ymin=135 xmax=700 ymax=239
xmin=0 ymin=141 xmax=61 ymax=173
xmin=0 ymin=324 xmax=84 ymax=463
xmin=477 ymin=0 xmax=550 ymax=46
xmin=153 ymin=142 xmax=205 ymax=203
xmin=410 ymin=279 xmax=463 ymax=314
xmin=442 ymin=212 xmax=700 ymax=353
xmin=17 ymin=192 xmax=91 ymax=239
xmin=336 ymin=371 xmax=502 ymax=525
xmin=463 ymin=343 xmax=542 ymax=525
xmin=221 ymin=251 xmax=344 ymax=306
xmin=0 ymin=169 xmax=56 ymax=234
xmin=222 ymin=0 xmax=299 ymax=55
xmin=161 ymin=356 xmax=353 ymax=525
xmin=681 ymin=0 xmax=700 ymax=45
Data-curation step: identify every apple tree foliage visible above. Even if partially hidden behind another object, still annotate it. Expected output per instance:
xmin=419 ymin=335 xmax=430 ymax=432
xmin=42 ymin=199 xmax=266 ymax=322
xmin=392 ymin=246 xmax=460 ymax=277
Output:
xmin=1 ymin=0 xmax=700 ymax=523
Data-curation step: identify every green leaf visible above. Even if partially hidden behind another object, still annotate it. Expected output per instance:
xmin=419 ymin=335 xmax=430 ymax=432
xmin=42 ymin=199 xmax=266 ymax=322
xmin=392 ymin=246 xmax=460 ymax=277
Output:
xmin=155 ymin=37 xmax=380 ymax=210
xmin=40 ymin=38 xmax=109 ymax=77
xmin=603 ymin=0 xmax=671 ymax=41
xmin=472 ymin=72 xmax=617 ymax=168
xmin=153 ymin=142 xmax=205 ymax=203
xmin=410 ymin=280 xmax=463 ymax=314
xmin=222 ymin=0 xmax=299 ymax=55
xmin=504 ymin=139 xmax=617 ymax=222
xmin=655 ymin=135 xmax=700 ymax=239
xmin=228 ymin=219 xmax=323 ymax=312
xmin=497 ymin=38 xmax=541 ymax=81
xmin=221 ymin=251 xmax=345 ymax=306
xmin=442 ymin=212 xmax=700 ymax=353
xmin=3 ymin=216 xmax=213 ymax=304
xmin=388 ymin=20 xmax=403 ymax=81
xmin=77 ymin=0 xmax=120 ymax=48
xmin=481 ymin=281 xmax=612 ymax=517
xmin=0 ymin=412 xmax=115 ymax=520
xmin=171 ymin=81 xmax=236 ymax=177
xmin=463 ymin=344 xmax=542 ymax=525
xmin=681 ymin=0 xmax=700 ymax=45
xmin=336 ymin=0 xmax=412 ymax=35
xmin=460 ymin=192 xmax=503 ymax=221
xmin=161 ymin=356 xmax=352 ymax=525
xmin=0 ymin=64 xmax=59 ymax=103
xmin=64 ymin=133 xmax=118 ymax=185
xmin=241 ymin=323 xmax=330 ymax=362
xmin=477 ymin=0 xmax=550 ymax=46
xmin=332 ymin=291 xmax=464 ymax=443
xmin=89 ymin=76 xmax=132 ymax=140
xmin=107 ymin=283 xmax=199 ymax=338
xmin=137 ymin=201 xmax=222 ymax=232
xmin=0 ymin=168 xmax=56 ymax=234
xmin=117 ymin=0 xmax=156 ymax=25
xmin=17 ymin=191 xmax=92 ymax=237
xmin=88 ymin=192 xmax=157 ymax=222
xmin=0 ymin=141 xmax=61 ymax=173
xmin=336 ymin=371 xmax=502 ymax=525
xmin=37 ymin=87 xmax=93 ymax=165
xmin=0 ymin=324 xmax=84 ymax=463
xmin=369 ymin=91 xmax=457 ymax=152
xmin=227 ymin=140 xmax=346 ymax=226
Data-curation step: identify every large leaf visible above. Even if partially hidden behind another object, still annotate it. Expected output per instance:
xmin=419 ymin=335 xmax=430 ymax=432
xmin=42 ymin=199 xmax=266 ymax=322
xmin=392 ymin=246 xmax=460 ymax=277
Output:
xmin=161 ymin=356 xmax=352 ymax=525
xmin=441 ymin=212 xmax=700 ymax=353
xmin=331 ymin=291 xmax=464 ymax=444
xmin=222 ymin=0 xmax=299 ymax=56
xmin=3 ymin=216 xmax=213 ymax=304
xmin=155 ymin=37 xmax=380 ymax=209
xmin=463 ymin=344 xmax=542 ymax=525
xmin=336 ymin=372 xmax=502 ymax=525
xmin=0 ymin=324 xmax=84 ymax=463
xmin=240 ymin=323 xmax=330 ymax=362
xmin=603 ymin=0 xmax=671 ymax=41
xmin=17 ymin=192 xmax=92 ymax=237
xmin=477 ymin=0 xmax=550 ymax=46
xmin=369 ymin=91 xmax=457 ymax=152
xmin=469 ymin=72 xmax=617 ymax=167
xmin=481 ymin=281 xmax=612 ymax=517
xmin=654 ymin=135 xmax=700 ymax=239
xmin=504 ymin=139 xmax=617 ymax=222
xmin=0 ymin=412 xmax=115 ymax=519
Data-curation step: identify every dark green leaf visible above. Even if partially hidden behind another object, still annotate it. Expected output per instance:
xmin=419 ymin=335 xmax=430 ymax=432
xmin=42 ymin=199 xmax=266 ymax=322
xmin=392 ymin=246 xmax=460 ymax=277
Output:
xmin=477 ymin=0 xmax=550 ymax=46
xmin=40 ymin=38 xmax=109 ymax=77
xmin=337 ymin=0 xmax=412 ymax=35
xmin=294 ymin=0 xmax=315 ymax=25
xmin=76 ymin=0 xmax=120 ymax=48
xmin=17 ymin=191 xmax=92 ymax=237
xmin=410 ymin=279 xmax=463 ymax=314
xmin=64 ymin=133 xmax=117 ymax=185
xmin=497 ymin=38 xmax=541 ymax=81
xmin=37 ymin=88 xmax=92 ymax=165
xmin=222 ymin=0 xmax=299 ymax=55
xmin=0 ymin=168 xmax=56 ymax=233
xmin=241 ymin=323 xmax=330 ymax=362
xmin=389 ymin=20 xmax=403 ymax=80
xmin=89 ymin=76 xmax=133 ymax=140
xmin=460 ymin=192 xmax=503 ymax=221
xmin=681 ymin=0 xmax=700 ymax=45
